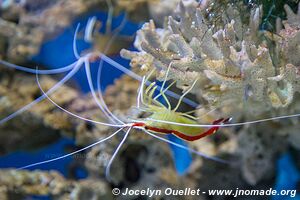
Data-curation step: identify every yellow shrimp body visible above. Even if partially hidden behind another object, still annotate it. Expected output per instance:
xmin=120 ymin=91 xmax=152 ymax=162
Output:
xmin=144 ymin=105 xmax=204 ymax=136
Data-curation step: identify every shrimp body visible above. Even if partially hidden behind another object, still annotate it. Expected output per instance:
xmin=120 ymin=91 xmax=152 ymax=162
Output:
xmin=133 ymin=78 xmax=230 ymax=141
xmin=146 ymin=107 xmax=201 ymax=135
xmin=135 ymin=106 xmax=228 ymax=141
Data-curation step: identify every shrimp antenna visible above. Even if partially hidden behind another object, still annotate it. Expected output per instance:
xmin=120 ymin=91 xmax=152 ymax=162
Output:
xmin=73 ymin=23 xmax=81 ymax=59
xmin=144 ymin=130 xmax=230 ymax=164
xmin=36 ymin=69 xmax=126 ymax=128
xmin=105 ymin=127 xmax=131 ymax=182
xmin=17 ymin=127 xmax=123 ymax=170
xmin=105 ymin=0 xmax=114 ymax=34
xmin=84 ymin=58 xmax=124 ymax=124
xmin=153 ymin=63 xmax=173 ymax=109
xmin=174 ymin=78 xmax=198 ymax=111
xmin=0 ymin=57 xmax=76 ymax=74
xmin=95 ymin=13 xmax=128 ymax=124
xmin=95 ymin=62 xmax=124 ymax=124
xmin=160 ymin=62 xmax=172 ymax=92
xmin=84 ymin=17 xmax=97 ymax=43
xmin=136 ymin=76 xmax=146 ymax=108
xmin=0 ymin=59 xmax=83 ymax=126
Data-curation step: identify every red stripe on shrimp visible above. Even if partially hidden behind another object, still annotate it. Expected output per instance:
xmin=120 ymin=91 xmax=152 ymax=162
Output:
xmin=132 ymin=118 xmax=230 ymax=142
xmin=144 ymin=126 xmax=218 ymax=141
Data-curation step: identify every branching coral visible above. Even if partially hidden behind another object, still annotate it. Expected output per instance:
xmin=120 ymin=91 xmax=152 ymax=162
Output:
xmin=121 ymin=0 xmax=300 ymax=184
xmin=121 ymin=0 xmax=300 ymax=114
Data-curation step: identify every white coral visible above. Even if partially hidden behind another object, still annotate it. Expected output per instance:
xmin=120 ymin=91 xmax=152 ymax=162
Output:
xmin=121 ymin=0 xmax=300 ymax=185
xmin=122 ymin=1 xmax=300 ymax=112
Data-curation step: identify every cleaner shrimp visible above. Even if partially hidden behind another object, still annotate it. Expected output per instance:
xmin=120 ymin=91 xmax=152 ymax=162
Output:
xmin=2 ymin=8 xmax=300 ymax=182
xmin=0 ymin=12 xmax=230 ymax=180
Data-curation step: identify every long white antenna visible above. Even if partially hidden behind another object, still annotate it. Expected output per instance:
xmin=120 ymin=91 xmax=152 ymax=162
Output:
xmin=105 ymin=127 xmax=131 ymax=181
xmin=18 ymin=128 xmax=123 ymax=170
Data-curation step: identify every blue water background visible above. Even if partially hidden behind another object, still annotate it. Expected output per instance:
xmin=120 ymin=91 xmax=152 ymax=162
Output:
xmin=273 ymin=153 xmax=300 ymax=200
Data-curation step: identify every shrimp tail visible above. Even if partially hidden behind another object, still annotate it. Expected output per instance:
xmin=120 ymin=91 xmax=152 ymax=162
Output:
xmin=177 ymin=117 xmax=231 ymax=141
